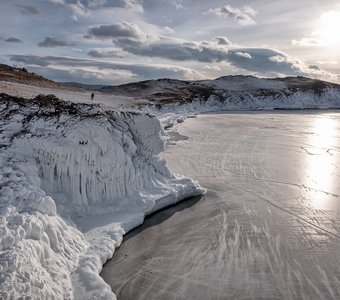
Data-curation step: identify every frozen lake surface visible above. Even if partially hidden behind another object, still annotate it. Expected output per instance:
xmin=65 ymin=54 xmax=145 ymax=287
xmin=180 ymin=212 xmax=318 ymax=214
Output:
xmin=101 ymin=111 xmax=340 ymax=299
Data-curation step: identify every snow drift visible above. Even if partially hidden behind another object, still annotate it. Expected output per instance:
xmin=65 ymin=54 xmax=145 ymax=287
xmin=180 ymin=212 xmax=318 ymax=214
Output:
xmin=0 ymin=93 xmax=204 ymax=299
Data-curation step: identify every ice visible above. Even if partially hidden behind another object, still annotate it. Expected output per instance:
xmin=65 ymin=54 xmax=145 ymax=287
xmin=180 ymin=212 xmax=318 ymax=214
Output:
xmin=103 ymin=111 xmax=339 ymax=299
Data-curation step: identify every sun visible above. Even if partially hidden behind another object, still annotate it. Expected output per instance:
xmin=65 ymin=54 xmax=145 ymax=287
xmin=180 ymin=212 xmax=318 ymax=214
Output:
xmin=317 ymin=11 xmax=340 ymax=47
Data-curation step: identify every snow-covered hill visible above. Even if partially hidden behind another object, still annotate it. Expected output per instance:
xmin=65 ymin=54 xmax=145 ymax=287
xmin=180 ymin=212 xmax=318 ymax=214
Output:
xmin=0 ymin=93 xmax=204 ymax=299
xmin=133 ymin=76 xmax=340 ymax=129
xmin=100 ymin=75 xmax=340 ymax=106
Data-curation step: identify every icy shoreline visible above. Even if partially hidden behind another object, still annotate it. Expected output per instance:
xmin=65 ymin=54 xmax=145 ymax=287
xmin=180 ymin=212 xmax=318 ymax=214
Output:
xmin=0 ymin=93 xmax=205 ymax=299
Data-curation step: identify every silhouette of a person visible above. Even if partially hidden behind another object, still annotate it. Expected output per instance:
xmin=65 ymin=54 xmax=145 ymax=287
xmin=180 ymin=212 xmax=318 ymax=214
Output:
xmin=91 ymin=93 xmax=94 ymax=100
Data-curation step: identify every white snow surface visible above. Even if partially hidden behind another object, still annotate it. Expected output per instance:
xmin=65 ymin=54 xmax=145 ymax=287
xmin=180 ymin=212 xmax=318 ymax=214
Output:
xmin=0 ymin=95 xmax=204 ymax=299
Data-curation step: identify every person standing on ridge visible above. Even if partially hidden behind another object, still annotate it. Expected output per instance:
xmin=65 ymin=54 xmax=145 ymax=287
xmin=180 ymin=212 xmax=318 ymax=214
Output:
xmin=91 ymin=93 xmax=94 ymax=100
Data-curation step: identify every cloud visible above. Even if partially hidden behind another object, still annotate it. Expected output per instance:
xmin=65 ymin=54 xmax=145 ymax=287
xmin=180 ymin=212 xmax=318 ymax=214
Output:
xmin=116 ymin=37 xmax=314 ymax=77
xmin=316 ymin=60 xmax=338 ymax=65
xmin=8 ymin=41 xmax=336 ymax=84
xmin=87 ymin=23 xmax=230 ymax=62
xmin=225 ymin=48 xmax=337 ymax=82
xmin=5 ymin=37 xmax=23 ymax=43
xmin=87 ymin=48 xmax=125 ymax=58
xmin=121 ymin=0 xmax=143 ymax=12
xmin=234 ymin=52 xmax=252 ymax=59
xmin=83 ymin=21 xmax=335 ymax=80
xmin=38 ymin=37 xmax=75 ymax=47
xmin=205 ymin=5 xmax=257 ymax=26
xmin=9 ymin=54 xmax=204 ymax=84
xmin=16 ymin=4 xmax=40 ymax=15
xmin=85 ymin=0 xmax=106 ymax=8
xmin=10 ymin=55 xmax=50 ymax=66
xmin=308 ymin=64 xmax=321 ymax=71
xmin=213 ymin=36 xmax=232 ymax=46
xmin=48 ymin=0 xmax=87 ymax=21
xmin=85 ymin=0 xmax=143 ymax=12
xmin=29 ymin=66 xmax=135 ymax=84
xmin=86 ymin=22 xmax=147 ymax=41
xmin=115 ymin=37 xmax=230 ymax=62
xmin=292 ymin=37 xmax=321 ymax=47
xmin=48 ymin=0 xmax=65 ymax=4
xmin=164 ymin=26 xmax=175 ymax=34
xmin=292 ymin=11 xmax=340 ymax=48
xmin=68 ymin=2 xmax=87 ymax=20
xmin=48 ymin=0 xmax=143 ymax=18
xmin=268 ymin=55 xmax=286 ymax=63
xmin=226 ymin=48 xmax=305 ymax=76
xmin=86 ymin=21 xmax=326 ymax=78
xmin=170 ymin=0 xmax=185 ymax=10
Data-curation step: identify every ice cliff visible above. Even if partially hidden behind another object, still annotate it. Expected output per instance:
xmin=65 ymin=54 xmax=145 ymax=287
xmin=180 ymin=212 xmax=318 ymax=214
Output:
xmin=0 ymin=93 xmax=204 ymax=299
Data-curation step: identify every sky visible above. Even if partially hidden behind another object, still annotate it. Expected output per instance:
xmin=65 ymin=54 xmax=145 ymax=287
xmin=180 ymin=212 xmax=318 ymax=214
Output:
xmin=1 ymin=0 xmax=340 ymax=85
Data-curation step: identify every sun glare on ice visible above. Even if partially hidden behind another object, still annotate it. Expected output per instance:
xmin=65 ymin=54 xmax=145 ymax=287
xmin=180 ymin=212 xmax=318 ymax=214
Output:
xmin=306 ymin=117 xmax=338 ymax=210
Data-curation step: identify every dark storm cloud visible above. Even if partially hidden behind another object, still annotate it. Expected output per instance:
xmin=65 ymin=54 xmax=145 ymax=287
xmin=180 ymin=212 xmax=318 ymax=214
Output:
xmin=5 ymin=37 xmax=23 ymax=43
xmin=38 ymin=37 xmax=75 ymax=47
xmin=16 ymin=4 xmax=40 ymax=15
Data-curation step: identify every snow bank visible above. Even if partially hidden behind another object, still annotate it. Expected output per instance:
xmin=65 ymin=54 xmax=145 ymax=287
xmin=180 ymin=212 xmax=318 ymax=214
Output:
xmin=154 ymin=87 xmax=340 ymax=128
xmin=0 ymin=94 xmax=204 ymax=299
